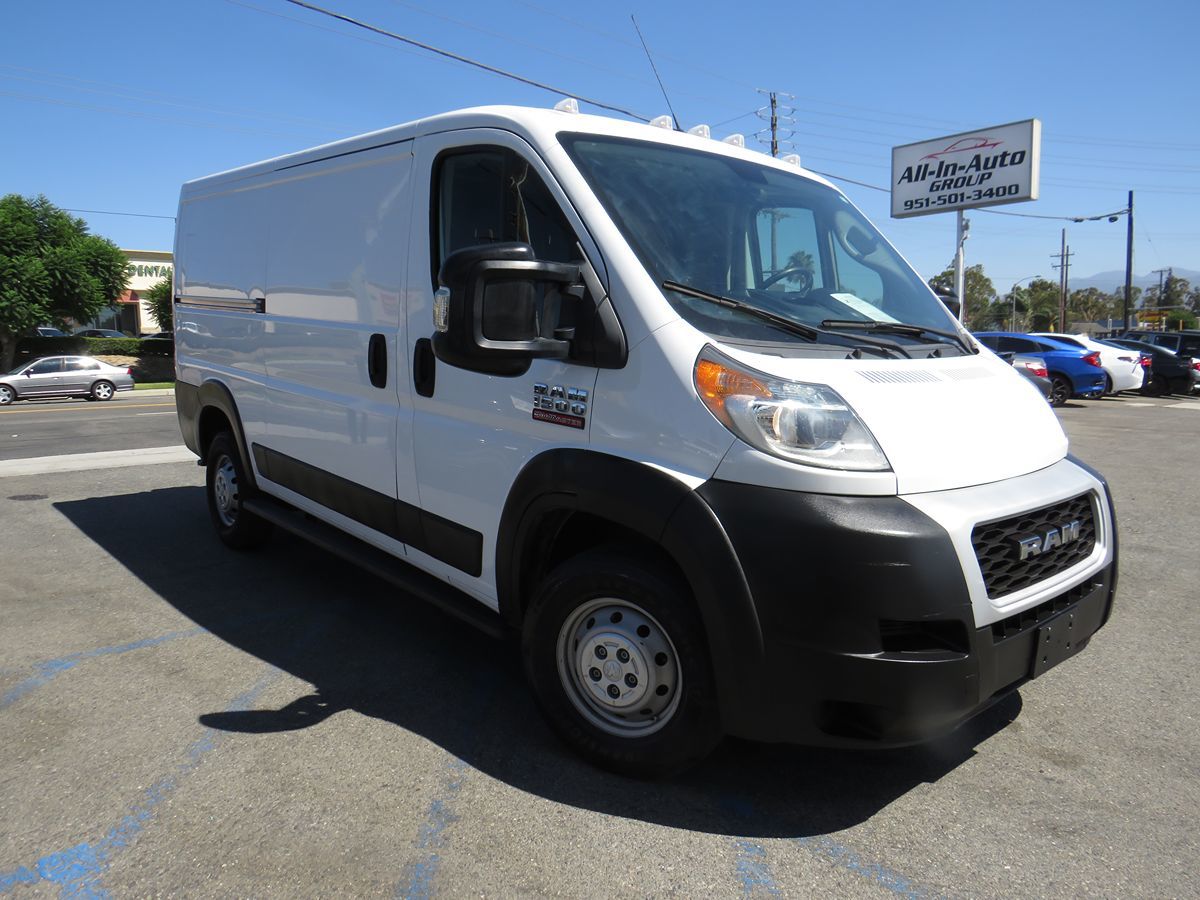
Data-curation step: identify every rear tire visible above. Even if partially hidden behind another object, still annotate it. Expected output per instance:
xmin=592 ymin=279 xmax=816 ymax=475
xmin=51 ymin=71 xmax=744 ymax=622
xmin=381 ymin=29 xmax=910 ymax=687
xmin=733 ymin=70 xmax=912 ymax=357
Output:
xmin=1049 ymin=375 xmax=1071 ymax=407
xmin=522 ymin=547 xmax=721 ymax=777
xmin=91 ymin=380 xmax=115 ymax=401
xmin=206 ymin=432 xmax=272 ymax=550
xmin=1143 ymin=374 xmax=1168 ymax=397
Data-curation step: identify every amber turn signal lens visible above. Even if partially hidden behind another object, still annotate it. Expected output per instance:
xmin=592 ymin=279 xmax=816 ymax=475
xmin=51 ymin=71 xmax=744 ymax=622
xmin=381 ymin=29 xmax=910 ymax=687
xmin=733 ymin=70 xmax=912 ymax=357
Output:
xmin=694 ymin=357 xmax=769 ymax=422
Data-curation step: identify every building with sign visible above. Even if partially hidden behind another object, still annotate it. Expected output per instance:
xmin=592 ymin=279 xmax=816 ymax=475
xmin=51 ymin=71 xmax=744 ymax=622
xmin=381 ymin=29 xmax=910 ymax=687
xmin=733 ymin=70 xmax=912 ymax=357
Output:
xmin=87 ymin=249 xmax=174 ymax=335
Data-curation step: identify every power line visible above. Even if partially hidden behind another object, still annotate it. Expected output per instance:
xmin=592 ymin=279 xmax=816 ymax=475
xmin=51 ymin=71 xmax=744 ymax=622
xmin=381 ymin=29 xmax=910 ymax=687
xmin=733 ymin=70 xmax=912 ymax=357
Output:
xmin=66 ymin=208 xmax=176 ymax=220
xmin=278 ymin=0 xmax=649 ymax=121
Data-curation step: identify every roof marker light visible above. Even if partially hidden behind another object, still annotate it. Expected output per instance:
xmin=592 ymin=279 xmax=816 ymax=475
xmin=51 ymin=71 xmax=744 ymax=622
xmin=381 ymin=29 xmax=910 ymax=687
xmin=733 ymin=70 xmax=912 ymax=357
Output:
xmin=781 ymin=153 xmax=802 ymax=167
xmin=687 ymin=124 xmax=711 ymax=139
xmin=650 ymin=115 xmax=674 ymax=129
xmin=553 ymin=98 xmax=580 ymax=114
xmin=722 ymin=134 xmax=745 ymax=148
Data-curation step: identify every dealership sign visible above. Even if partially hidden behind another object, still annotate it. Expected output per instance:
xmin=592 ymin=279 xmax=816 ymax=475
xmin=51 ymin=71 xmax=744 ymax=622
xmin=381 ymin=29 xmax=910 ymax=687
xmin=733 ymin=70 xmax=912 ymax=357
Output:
xmin=891 ymin=119 xmax=1041 ymax=218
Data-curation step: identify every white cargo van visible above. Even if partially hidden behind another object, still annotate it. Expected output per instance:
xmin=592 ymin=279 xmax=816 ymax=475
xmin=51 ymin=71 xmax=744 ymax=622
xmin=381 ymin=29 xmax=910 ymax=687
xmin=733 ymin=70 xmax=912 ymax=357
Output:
xmin=174 ymin=104 xmax=1117 ymax=775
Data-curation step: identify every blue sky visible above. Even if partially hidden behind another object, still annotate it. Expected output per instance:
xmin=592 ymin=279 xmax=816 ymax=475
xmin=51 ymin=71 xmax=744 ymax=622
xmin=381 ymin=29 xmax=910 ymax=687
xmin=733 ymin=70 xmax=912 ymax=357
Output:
xmin=3 ymin=0 xmax=1197 ymax=294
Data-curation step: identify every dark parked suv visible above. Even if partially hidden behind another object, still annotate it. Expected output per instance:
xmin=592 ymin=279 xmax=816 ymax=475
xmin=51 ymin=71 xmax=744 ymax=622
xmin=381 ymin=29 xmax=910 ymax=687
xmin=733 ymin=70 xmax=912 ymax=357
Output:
xmin=1120 ymin=329 xmax=1200 ymax=360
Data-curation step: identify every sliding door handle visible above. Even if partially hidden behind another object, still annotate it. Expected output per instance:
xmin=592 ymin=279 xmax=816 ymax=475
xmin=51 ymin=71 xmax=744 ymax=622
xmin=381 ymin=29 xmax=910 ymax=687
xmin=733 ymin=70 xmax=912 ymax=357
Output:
xmin=368 ymin=333 xmax=387 ymax=388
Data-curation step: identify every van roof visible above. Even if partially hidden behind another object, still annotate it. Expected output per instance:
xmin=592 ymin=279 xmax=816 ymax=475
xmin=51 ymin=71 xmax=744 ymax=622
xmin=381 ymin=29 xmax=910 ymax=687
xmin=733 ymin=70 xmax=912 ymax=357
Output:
xmin=180 ymin=104 xmax=835 ymax=196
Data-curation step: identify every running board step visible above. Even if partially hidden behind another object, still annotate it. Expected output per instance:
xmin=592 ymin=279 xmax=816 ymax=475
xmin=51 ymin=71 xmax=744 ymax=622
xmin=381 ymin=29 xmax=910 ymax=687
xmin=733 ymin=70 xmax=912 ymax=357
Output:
xmin=242 ymin=496 xmax=509 ymax=640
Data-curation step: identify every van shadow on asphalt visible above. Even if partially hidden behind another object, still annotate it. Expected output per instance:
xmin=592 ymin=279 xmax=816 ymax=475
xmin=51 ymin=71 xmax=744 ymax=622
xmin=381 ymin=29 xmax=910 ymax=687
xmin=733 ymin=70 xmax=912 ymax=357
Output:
xmin=55 ymin=487 xmax=1022 ymax=839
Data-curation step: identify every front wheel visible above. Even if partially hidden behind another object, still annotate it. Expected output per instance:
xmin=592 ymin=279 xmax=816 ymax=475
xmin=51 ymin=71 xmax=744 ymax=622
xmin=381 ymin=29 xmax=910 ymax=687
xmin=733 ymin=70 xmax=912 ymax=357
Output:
xmin=522 ymin=547 xmax=720 ymax=777
xmin=0 ymin=385 xmax=13 ymax=406
xmin=206 ymin=432 xmax=272 ymax=550
xmin=1049 ymin=375 xmax=1072 ymax=407
xmin=91 ymin=380 xmax=115 ymax=401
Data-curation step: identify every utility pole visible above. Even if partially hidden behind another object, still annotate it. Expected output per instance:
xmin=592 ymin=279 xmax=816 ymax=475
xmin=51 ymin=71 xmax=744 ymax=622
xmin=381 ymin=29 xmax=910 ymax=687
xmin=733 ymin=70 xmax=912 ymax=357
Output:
xmin=768 ymin=91 xmax=779 ymax=158
xmin=954 ymin=212 xmax=969 ymax=323
xmin=1050 ymin=228 xmax=1073 ymax=332
xmin=1123 ymin=191 xmax=1134 ymax=330
xmin=1151 ymin=267 xmax=1170 ymax=328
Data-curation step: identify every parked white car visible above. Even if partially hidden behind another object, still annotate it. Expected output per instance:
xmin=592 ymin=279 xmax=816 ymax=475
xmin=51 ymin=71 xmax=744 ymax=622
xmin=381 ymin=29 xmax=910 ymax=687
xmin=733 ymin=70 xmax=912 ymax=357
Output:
xmin=1030 ymin=333 xmax=1144 ymax=394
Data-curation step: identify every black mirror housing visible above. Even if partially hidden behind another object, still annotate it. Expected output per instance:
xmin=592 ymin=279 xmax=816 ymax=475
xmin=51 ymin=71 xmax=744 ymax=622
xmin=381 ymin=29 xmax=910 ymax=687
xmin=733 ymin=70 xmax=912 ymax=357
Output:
xmin=433 ymin=243 xmax=581 ymax=375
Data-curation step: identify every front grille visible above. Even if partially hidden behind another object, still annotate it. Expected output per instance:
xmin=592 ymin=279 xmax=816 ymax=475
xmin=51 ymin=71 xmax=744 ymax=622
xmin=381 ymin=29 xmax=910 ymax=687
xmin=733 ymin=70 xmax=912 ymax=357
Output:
xmin=990 ymin=577 xmax=1099 ymax=642
xmin=972 ymin=494 xmax=1096 ymax=598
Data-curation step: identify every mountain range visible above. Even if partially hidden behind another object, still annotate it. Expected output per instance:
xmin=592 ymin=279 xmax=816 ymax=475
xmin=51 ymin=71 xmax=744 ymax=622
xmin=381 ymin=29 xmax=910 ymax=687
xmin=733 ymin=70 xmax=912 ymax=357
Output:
xmin=1069 ymin=268 xmax=1200 ymax=293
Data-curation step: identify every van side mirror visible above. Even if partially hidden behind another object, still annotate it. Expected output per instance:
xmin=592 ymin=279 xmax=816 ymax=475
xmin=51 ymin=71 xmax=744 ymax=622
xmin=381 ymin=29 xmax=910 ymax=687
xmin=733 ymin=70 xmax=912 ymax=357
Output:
xmin=432 ymin=243 xmax=581 ymax=376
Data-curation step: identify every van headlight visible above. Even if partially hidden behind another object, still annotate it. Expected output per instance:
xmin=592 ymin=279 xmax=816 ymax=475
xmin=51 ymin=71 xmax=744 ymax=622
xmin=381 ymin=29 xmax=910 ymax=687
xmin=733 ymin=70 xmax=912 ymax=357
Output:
xmin=693 ymin=345 xmax=890 ymax=471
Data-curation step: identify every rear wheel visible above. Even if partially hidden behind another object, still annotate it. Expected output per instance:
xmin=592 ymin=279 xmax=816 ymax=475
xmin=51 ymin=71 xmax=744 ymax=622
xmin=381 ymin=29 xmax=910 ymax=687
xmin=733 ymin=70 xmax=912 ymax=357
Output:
xmin=1103 ymin=374 xmax=1114 ymax=395
xmin=0 ymin=385 xmax=13 ymax=405
xmin=522 ymin=547 xmax=721 ymax=777
xmin=90 ymin=380 xmax=115 ymax=401
xmin=1143 ymin=374 xmax=1168 ymax=397
xmin=1049 ymin=375 xmax=1072 ymax=407
xmin=206 ymin=432 xmax=272 ymax=550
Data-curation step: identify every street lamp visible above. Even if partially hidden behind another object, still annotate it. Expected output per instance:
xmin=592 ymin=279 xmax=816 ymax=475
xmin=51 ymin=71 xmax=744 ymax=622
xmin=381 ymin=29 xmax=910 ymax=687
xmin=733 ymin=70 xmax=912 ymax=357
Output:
xmin=1072 ymin=191 xmax=1134 ymax=330
xmin=1009 ymin=275 xmax=1040 ymax=331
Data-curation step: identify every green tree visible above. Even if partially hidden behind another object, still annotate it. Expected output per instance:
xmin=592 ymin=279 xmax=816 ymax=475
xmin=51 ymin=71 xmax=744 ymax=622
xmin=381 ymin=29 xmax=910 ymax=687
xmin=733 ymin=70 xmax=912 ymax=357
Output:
xmin=1165 ymin=308 xmax=1197 ymax=330
xmin=1067 ymin=287 xmax=1115 ymax=325
xmin=1019 ymin=278 xmax=1061 ymax=331
xmin=927 ymin=263 xmax=996 ymax=326
xmin=1142 ymin=274 xmax=1191 ymax=312
xmin=145 ymin=275 xmax=173 ymax=331
xmin=0 ymin=195 xmax=128 ymax=370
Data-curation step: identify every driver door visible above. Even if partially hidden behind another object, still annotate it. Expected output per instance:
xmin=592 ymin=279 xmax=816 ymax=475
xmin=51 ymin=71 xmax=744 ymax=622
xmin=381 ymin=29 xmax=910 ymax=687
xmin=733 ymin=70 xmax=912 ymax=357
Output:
xmin=403 ymin=129 xmax=603 ymax=605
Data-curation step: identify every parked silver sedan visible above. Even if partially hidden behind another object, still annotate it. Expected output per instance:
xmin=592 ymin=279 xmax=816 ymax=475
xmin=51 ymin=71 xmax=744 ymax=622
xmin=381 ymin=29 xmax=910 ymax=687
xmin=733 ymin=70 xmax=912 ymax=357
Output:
xmin=0 ymin=356 xmax=134 ymax=404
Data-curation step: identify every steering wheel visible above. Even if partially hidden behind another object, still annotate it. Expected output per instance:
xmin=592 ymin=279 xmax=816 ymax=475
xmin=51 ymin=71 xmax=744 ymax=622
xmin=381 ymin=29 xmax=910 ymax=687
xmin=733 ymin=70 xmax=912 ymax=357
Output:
xmin=760 ymin=266 xmax=814 ymax=294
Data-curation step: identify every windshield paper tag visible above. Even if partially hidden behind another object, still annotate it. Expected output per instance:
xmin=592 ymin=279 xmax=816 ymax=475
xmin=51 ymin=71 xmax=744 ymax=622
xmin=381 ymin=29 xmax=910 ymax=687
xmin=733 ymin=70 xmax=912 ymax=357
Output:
xmin=532 ymin=383 xmax=588 ymax=429
xmin=829 ymin=293 xmax=899 ymax=323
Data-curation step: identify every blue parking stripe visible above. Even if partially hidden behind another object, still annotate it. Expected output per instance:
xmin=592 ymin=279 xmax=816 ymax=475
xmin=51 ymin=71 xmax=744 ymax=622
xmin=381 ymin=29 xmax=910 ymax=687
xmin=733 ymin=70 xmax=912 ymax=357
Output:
xmin=0 ymin=667 xmax=281 ymax=897
xmin=1 ymin=627 xmax=208 ymax=711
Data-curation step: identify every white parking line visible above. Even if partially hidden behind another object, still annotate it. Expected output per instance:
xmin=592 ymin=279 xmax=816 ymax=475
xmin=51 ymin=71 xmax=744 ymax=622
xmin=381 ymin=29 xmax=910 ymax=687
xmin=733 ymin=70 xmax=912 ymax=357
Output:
xmin=0 ymin=445 xmax=195 ymax=478
xmin=1166 ymin=402 xmax=1200 ymax=410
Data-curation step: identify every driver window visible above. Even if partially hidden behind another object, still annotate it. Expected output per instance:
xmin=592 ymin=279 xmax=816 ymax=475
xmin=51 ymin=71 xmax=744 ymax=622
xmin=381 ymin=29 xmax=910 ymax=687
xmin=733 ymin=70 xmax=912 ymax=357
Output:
xmin=28 ymin=358 xmax=63 ymax=375
xmin=832 ymin=239 xmax=884 ymax=305
xmin=436 ymin=147 xmax=579 ymax=281
xmin=755 ymin=208 xmax=822 ymax=292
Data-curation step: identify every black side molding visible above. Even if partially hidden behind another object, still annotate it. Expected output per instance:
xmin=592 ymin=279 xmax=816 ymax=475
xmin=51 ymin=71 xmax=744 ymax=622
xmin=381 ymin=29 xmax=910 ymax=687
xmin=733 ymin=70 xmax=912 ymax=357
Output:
xmin=252 ymin=443 xmax=483 ymax=577
xmin=242 ymin=495 xmax=507 ymax=640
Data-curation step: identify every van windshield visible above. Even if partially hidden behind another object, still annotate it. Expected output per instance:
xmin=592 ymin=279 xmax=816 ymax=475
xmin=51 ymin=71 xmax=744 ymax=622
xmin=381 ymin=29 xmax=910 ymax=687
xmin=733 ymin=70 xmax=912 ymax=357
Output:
xmin=562 ymin=135 xmax=962 ymax=347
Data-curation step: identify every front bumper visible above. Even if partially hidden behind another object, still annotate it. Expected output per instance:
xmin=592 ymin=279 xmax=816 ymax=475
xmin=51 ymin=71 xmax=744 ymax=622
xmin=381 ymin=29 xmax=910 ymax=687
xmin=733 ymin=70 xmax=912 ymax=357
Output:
xmin=696 ymin=471 xmax=1117 ymax=747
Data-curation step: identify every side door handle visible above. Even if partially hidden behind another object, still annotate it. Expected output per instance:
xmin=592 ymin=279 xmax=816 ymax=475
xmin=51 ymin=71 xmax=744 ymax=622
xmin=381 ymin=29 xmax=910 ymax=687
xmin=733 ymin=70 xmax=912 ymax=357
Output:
xmin=368 ymin=333 xmax=387 ymax=389
xmin=413 ymin=337 xmax=435 ymax=398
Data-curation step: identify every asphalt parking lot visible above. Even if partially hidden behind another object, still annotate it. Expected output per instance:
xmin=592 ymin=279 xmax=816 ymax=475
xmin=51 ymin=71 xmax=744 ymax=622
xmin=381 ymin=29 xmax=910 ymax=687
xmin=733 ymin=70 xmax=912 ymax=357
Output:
xmin=1 ymin=393 xmax=1197 ymax=897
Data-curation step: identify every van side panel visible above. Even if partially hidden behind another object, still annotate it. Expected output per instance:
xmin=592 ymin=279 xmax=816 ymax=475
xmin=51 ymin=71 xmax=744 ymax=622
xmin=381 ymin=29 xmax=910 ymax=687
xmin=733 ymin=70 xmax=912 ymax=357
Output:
xmin=259 ymin=145 xmax=415 ymax=505
xmin=175 ymin=184 xmax=272 ymax=449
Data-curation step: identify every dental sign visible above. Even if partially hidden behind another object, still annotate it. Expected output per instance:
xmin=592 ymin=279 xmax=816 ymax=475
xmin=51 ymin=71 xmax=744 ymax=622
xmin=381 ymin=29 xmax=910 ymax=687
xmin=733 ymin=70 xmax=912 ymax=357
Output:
xmin=891 ymin=119 xmax=1041 ymax=218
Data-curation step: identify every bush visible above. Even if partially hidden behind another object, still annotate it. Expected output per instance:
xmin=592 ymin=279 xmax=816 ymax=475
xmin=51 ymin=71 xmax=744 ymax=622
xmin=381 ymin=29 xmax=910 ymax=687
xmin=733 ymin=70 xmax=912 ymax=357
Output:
xmin=15 ymin=335 xmax=174 ymax=360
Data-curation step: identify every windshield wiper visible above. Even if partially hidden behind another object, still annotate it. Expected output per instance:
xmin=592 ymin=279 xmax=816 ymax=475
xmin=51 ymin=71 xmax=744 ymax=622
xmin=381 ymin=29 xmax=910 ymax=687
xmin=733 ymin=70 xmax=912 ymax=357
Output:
xmin=663 ymin=280 xmax=818 ymax=340
xmin=820 ymin=319 xmax=976 ymax=355
xmin=662 ymin=281 xmax=907 ymax=358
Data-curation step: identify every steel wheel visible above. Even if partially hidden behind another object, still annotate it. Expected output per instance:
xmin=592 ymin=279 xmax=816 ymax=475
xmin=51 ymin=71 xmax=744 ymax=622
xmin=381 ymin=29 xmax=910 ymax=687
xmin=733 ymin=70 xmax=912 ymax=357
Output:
xmin=205 ymin=431 xmax=272 ymax=550
xmin=556 ymin=597 xmax=682 ymax=737
xmin=211 ymin=452 xmax=240 ymax=528
xmin=523 ymin=547 xmax=721 ymax=775
xmin=91 ymin=380 xmax=115 ymax=401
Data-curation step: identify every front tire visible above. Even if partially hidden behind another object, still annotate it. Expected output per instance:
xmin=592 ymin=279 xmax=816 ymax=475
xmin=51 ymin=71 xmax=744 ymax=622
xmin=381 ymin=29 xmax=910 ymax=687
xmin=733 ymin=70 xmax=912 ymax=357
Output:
xmin=1049 ymin=375 xmax=1072 ymax=407
xmin=206 ymin=432 xmax=272 ymax=550
xmin=522 ymin=547 xmax=721 ymax=777
xmin=0 ymin=385 xmax=13 ymax=406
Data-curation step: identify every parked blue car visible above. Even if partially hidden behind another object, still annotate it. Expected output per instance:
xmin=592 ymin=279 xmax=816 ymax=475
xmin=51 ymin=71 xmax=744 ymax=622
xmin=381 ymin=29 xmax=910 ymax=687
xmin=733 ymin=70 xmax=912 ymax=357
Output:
xmin=973 ymin=332 xmax=1107 ymax=407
